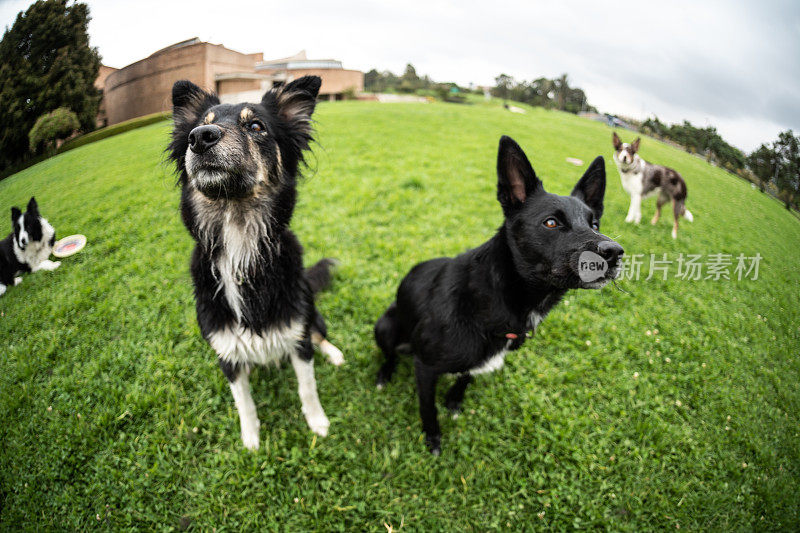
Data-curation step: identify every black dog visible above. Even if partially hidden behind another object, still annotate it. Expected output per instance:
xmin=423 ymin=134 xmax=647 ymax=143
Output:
xmin=168 ymin=76 xmax=344 ymax=450
xmin=375 ymin=136 xmax=624 ymax=454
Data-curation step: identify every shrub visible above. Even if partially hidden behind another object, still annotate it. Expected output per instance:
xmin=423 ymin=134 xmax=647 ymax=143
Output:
xmin=341 ymin=87 xmax=358 ymax=100
xmin=58 ymin=112 xmax=171 ymax=154
xmin=28 ymin=108 xmax=80 ymax=153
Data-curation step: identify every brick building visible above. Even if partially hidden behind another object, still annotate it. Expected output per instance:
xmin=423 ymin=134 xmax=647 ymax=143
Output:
xmin=97 ymin=38 xmax=363 ymax=126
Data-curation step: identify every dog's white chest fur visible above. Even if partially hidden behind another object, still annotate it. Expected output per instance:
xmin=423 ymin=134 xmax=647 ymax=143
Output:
xmin=613 ymin=154 xmax=644 ymax=196
xmin=469 ymin=350 xmax=508 ymax=375
xmin=215 ymin=220 xmax=255 ymax=322
xmin=468 ymin=312 xmax=541 ymax=376
xmin=195 ymin=193 xmax=270 ymax=322
xmin=619 ymin=169 xmax=643 ymax=195
xmin=203 ymin=206 xmax=299 ymax=366
xmin=208 ymin=321 xmax=304 ymax=367
xmin=14 ymin=217 xmax=55 ymax=268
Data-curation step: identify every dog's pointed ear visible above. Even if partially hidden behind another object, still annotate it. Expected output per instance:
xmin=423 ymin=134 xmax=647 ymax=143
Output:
xmin=497 ymin=136 xmax=543 ymax=215
xmin=268 ymin=76 xmax=321 ymax=143
xmin=171 ymin=80 xmax=219 ymax=117
xmin=572 ymin=156 xmax=606 ymax=219
xmin=612 ymin=132 xmax=622 ymax=151
xmin=631 ymin=137 xmax=641 ymax=153
xmin=11 ymin=206 xmax=21 ymax=223
xmin=27 ymin=196 xmax=38 ymax=214
xmin=172 ymin=80 xmax=202 ymax=109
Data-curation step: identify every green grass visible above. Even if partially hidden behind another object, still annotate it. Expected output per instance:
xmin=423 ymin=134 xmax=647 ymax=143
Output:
xmin=1 ymin=100 xmax=799 ymax=531
xmin=0 ymin=112 xmax=172 ymax=181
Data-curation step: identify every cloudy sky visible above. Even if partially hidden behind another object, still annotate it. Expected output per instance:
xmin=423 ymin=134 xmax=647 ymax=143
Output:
xmin=2 ymin=0 xmax=798 ymax=151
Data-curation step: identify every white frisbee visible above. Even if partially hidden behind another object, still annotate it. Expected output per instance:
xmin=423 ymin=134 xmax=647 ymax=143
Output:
xmin=53 ymin=234 xmax=86 ymax=258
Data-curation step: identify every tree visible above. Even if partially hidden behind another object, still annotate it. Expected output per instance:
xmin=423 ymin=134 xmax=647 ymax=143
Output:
xmin=773 ymin=130 xmax=800 ymax=209
xmin=398 ymin=63 xmax=421 ymax=93
xmin=641 ymin=116 xmax=746 ymax=173
xmin=364 ymin=69 xmax=382 ymax=92
xmin=493 ymin=74 xmax=514 ymax=102
xmin=28 ymin=107 xmax=79 ymax=153
xmin=564 ymin=87 xmax=588 ymax=114
xmin=362 ymin=65 xmax=466 ymax=97
xmin=747 ymin=144 xmax=776 ymax=192
xmin=553 ymin=73 xmax=569 ymax=111
xmin=642 ymin=117 xmax=667 ymax=137
xmin=490 ymin=73 xmax=595 ymax=113
xmin=530 ymin=78 xmax=554 ymax=108
xmin=0 ymin=0 xmax=101 ymax=169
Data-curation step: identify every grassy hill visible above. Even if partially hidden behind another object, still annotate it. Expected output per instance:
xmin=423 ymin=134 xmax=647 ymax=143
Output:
xmin=1 ymin=100 xmax=798 ymax=530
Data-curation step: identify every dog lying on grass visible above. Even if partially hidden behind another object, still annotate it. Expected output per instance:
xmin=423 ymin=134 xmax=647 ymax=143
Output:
xmin=168 ymin=76 xmax=343 ymax=450
xmin=375 ymin=136 xmax=623 ymax=454
xmin=0 ymin=197 xmax=60 ymax=297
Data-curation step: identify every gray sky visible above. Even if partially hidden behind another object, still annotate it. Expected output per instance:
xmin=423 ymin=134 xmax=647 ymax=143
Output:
xmin=2 ymin=0 xmax=798 ymax=151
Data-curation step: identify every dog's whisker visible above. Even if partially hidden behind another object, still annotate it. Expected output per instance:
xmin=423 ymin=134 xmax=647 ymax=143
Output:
xmin=611 ymin=278 xmax=630 ymax=294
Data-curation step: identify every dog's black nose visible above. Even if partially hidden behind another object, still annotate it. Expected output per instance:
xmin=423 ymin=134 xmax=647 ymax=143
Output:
xmin=597 ymin=240 xmax=624 ymax=264
xmin=188 ymin=125 xmax=222 ymax=154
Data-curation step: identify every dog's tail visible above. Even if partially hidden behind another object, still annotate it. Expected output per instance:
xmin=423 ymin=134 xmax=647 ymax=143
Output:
xmin=306 ymin=258 xmax=339 ymax=296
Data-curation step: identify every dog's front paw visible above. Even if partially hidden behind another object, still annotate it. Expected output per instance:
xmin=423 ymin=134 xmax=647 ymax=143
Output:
xmin=376 ymin=364 xmax=394 ymax=390
xmin=14 ymin=277 xmax=23 ymax=286
xmin=445 ymin=398 xmax=463 ymax=418
xmin=425 ymin=434 xmax=442 ymax=456
xmin=241 ymin=426 xmax=260 ymax=450
xmin=306 ymin=413 xmax=330 ymax=437
xmin=51 ymin=261 xmax=61 ymax=270
xmin=320 ymin=340 xmax=345 ymax=366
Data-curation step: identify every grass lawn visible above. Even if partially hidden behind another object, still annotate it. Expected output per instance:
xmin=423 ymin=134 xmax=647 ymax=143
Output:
xmin=1 ymin=99 xmax=799 ymax=530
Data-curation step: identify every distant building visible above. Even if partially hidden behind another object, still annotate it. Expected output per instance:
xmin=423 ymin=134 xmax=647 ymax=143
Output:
xmin=94 ymin=64 xmax=118 ymax=127
xmin=96 ymin=38 xmax=363 ymax=126
xmin=255 ymin=51 xmax=364 ymax=102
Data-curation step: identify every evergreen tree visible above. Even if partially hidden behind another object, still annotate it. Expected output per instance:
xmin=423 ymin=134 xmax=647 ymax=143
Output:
xmin=773 ymin=130 xmax=800 ymax=209
xmin=747 ymin=143 xmax=776 ymax=192
xmin=398 ymin=63 xmax=421 ymax=93
xmin=0 ymin=0 xmax=101 ymax=169
xmin=493 ymin=74 xmax=513 ymax=102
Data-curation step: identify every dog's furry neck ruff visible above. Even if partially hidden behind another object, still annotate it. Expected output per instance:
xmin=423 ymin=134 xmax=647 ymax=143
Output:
xmin=190 ymin=184 xmax=278 ymax=277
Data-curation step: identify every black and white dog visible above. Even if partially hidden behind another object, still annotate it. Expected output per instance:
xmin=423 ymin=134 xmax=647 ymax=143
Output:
xmin=168 ymin=76 xmax=344 ymax=450
xmin=375 ymin=136 xmax=624 ymax=454
xmin=0 ymin=197 xmax=59 ymax=296
xmin=612 ymin=132 xmax=693 ymax=238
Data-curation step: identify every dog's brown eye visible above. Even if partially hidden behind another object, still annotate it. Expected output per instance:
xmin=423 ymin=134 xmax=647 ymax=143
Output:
xmin=544 ymin=218 xmax=558 ymax=228
xmin=249 ymin=121 xmax=264 ymax=132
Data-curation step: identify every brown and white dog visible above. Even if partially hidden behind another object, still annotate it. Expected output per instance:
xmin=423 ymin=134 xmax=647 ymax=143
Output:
xmin=612 ymin=132 xmax=693 ymax=238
